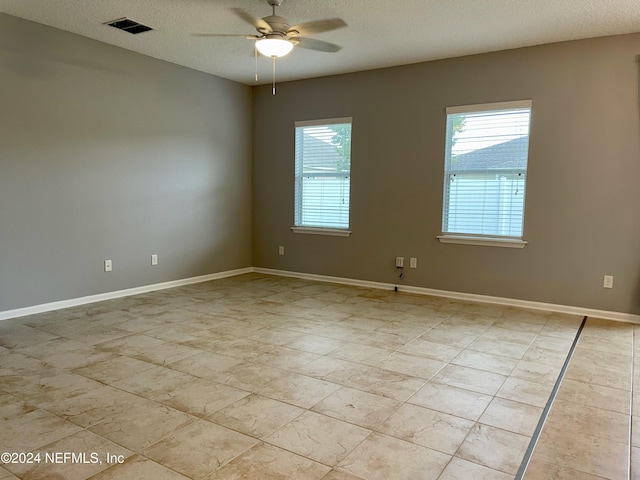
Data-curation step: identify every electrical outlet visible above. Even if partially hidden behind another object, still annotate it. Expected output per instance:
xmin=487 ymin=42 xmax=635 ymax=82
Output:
xmin=603 ymin=275 xmax=614 ymax=289
xmin=104 ymin=260 xmax=112 ymax=272
xmin=151 ymin=254 xmax=158 ymax=266
xmin=410 ymin=257 xmax=417 ymax=268
xmin=395 ymin=257 xmax=404 ymax=268
xmin=278 ymin=246 xmax=285 ymax=256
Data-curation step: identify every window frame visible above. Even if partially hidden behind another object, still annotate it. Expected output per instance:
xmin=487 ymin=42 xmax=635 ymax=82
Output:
xmin=438 ymin=100 xmax=532 ymax=248
xmin=292 ymin=117 xmax=353 ymax=237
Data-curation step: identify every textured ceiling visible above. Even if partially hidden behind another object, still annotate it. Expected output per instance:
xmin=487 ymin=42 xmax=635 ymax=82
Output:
xmin=1 ymin=0 xmax=640 ymax=85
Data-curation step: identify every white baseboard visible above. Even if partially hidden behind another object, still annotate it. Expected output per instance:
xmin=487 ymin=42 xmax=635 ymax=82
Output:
xmin=0 ymin=267 xmax=252 ymax=321
xmin=3 ymin=265 xmax=639 ymax=325
xmin=253 ymin=267 xmax=640 ymax=324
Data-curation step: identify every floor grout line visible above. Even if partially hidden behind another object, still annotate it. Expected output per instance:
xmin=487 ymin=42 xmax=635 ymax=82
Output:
xmin=513 ymin=315 xmax=587 ymax=480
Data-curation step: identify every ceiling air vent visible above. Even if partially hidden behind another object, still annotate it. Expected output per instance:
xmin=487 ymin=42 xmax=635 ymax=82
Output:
xmin=105 ymin=18 xmax=153 ymax=35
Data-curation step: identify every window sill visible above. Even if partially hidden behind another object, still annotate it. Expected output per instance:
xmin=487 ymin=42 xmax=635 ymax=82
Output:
xmin=291 ymin=227 xmax=351 ymax=237
xmin=437 ymin=235 xmax=527 ymax=248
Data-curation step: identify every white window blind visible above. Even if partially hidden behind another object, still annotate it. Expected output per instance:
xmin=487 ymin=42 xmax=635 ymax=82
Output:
xmin=442 ymin=101 xmax=531 ymax=239
xmin=294 ymin=118 xmax=352 ymax=229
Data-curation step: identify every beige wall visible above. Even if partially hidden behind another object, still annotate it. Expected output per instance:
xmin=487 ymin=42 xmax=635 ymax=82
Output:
xmin=0 ymin=14 xmax=253 ymax=310
xmin=252 ymin=34 xmax=640 ymax=314
xmin=2 ymin=11 xmax=639 ymax=316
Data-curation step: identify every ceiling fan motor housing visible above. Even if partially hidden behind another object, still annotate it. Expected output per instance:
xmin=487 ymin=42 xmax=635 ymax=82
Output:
xmin=261 ymin=15 xmax=290 ymax=34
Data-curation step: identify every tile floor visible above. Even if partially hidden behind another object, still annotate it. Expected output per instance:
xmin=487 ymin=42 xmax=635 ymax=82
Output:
xmin=524 ymin=317 xmax=634 ymax=480
xmin=0 ymin=273 xmax=635 ymax=479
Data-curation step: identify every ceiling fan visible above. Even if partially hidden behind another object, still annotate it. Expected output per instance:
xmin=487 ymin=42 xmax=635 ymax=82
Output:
xmin=193 ymin=0 xmax=347 ymax=59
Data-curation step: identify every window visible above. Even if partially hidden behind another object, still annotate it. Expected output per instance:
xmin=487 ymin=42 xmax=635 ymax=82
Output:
xmin=439 ymin=100 xmax=532 ymax=247
xmin=293 ymin=118 xmax=352 ymax=235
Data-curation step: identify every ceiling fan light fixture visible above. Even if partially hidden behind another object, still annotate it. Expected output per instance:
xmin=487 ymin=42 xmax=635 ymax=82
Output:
xmin=256 ymin=37 xmax=293 ymax=57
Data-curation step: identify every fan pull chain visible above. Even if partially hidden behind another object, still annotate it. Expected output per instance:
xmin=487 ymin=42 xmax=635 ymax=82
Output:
xmin=272 ymin=56 xmax=277 ymax=95
xmin=254 ymin=45 xmax=258 ymax=82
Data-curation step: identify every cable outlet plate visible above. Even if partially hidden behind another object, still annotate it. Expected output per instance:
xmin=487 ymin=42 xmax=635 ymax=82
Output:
xmin=104 ymin=260 xmax=112 ymax=272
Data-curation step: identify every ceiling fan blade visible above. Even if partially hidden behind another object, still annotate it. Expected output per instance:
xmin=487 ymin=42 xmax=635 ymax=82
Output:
xmin=192 ymin=33 xmax=258 ymax=38
xmin=291 ymin=37 xmax=342 ymax=53
xmin=287 ymin=18 xmax=346 ymax=36
xmin=231 ymin=8 xmax=272 ymax=33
